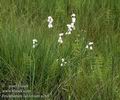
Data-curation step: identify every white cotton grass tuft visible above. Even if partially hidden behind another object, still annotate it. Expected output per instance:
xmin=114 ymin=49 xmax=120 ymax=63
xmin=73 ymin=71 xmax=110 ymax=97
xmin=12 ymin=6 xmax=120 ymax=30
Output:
xmin=56 ymin=13 xmax=77 ymax=44
xmin=60 ymin=63 xmax=64 ymax=67
xmin=65 ymin=31 xmax=71 ymax=35
xmin=90 ymin=46 xmax=93 ymax=50
xmin=65 ymin=24 xmax=72 ymax=35
xmin=58 ymin=36 xmax=63 ymax=44
xmin=67 ymin=24 xmax=73 ymax=31
xmin=61 ymin=58 xmax=65 ymax=62
xmin=71 ymin=13 xmax=76 ymax=29
xmin=60 ymin=58 xmax=67 ymax=67
xmin=64 ymin=62 xmax=67 ymax=64
xmin=58 ymin=33 xmax=64 ymax=44
xmin=85 ymin=45 xmax=89 ymax=49
xmin=86 ymin=42 xmax=94 ymax=50
xmin=48 ymin=24 xmax=53 ymax=28
xmin=33 ymin=39 xmax=37 ymax=43
xmin=71 ymin=13 xmax=76 ymax=23
xmin=71 ymin=13 xmax=76 ymax=17
xmin=32 ymin=39 xmax=38 ymax=48
xmin=71 ymin=23 xmax=75 ymax=30
xmin=47 ymin=16 xmax=53 ymax=28
xmin=89 ymin=42 xmax=94 ymax=45
xmin=65 ymin=13 xmax=76 ymax=35
xmin=59 ymin=33 xmax=64 ymax=37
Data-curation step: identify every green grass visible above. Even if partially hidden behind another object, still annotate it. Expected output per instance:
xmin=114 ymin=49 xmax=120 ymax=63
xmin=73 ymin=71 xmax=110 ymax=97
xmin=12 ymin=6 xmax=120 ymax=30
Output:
xmin=0 ymin=0 xmax=120 ymax=100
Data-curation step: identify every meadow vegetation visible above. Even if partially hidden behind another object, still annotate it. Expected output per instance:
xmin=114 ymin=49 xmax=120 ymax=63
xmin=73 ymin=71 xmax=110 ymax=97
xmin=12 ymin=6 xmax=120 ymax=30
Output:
xmin=0 ymin=0 xmax=120 ymax=100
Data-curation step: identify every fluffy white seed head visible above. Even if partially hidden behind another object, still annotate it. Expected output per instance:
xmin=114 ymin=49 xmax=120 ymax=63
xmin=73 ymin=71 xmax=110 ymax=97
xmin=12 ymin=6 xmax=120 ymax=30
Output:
xmin=90 ymin=46 xmax=93 ymax=50
xmin=65 ymin=31 xmax=71 ymax=35
xmin=32 ymin=44 xmax=38 ymax=48
xmin=85 ymin=41 xmax=94 ymax=50
xmin=71 ymin=13 xmax=76 ymax=17
xmin=67 ymin=24 xmax=73 ymax=32
xmin=89 ymin=42 xmax=94 ymax=45
xmin=61 ymin=58 xmax=65 ymax=62
xmin=48 ymin=23 xmax=53 ymax=28
xmin=85 ymin=45 xmax=89 ymax=49
xmin=71 ymin=23 xmax=75 ymax=30
xmin=59 ymin=33 xmax=64 ymax=37
xmin=64 ymin=62 xmax=67 ymax=64
xmin=48 ymin=16 xmax=53 ymax=23
xmin=33 ymin=39 xmax=38 ymax=43
xmin=67 ymin=24 xmax=72 ymax=28
xmin=33 ymin=39 xmax=38 ymax=45
xmin=32 ymin=39 xmax=38 ymax=48
xmin=72 ymin=17 xmax=76 ymax=23
xmin=32 ymin=45 xmax=36 ymax=48
xmin=48 ymin=16 xmax=53 ymax=28
xmin=61 ymin=63 xmax=63 ymax=67
xmin=58 ymin=37 xmax=63 ymax=44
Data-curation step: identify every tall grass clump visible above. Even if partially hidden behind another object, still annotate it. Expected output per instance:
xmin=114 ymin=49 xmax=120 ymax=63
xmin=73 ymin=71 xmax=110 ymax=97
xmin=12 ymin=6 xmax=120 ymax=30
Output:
xmin=0 ymin=0 xmax=120 ymax=100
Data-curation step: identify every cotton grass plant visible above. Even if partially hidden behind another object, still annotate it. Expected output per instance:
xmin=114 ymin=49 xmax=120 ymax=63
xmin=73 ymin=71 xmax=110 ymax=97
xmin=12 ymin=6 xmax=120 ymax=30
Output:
xmin=0 ymin=0 xmax=120 ymax=100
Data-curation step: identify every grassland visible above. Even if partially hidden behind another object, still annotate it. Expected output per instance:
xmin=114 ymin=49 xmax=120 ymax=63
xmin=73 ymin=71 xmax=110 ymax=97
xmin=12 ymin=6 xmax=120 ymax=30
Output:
xmin=0 ymin=0 xmax=120 ymax=100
